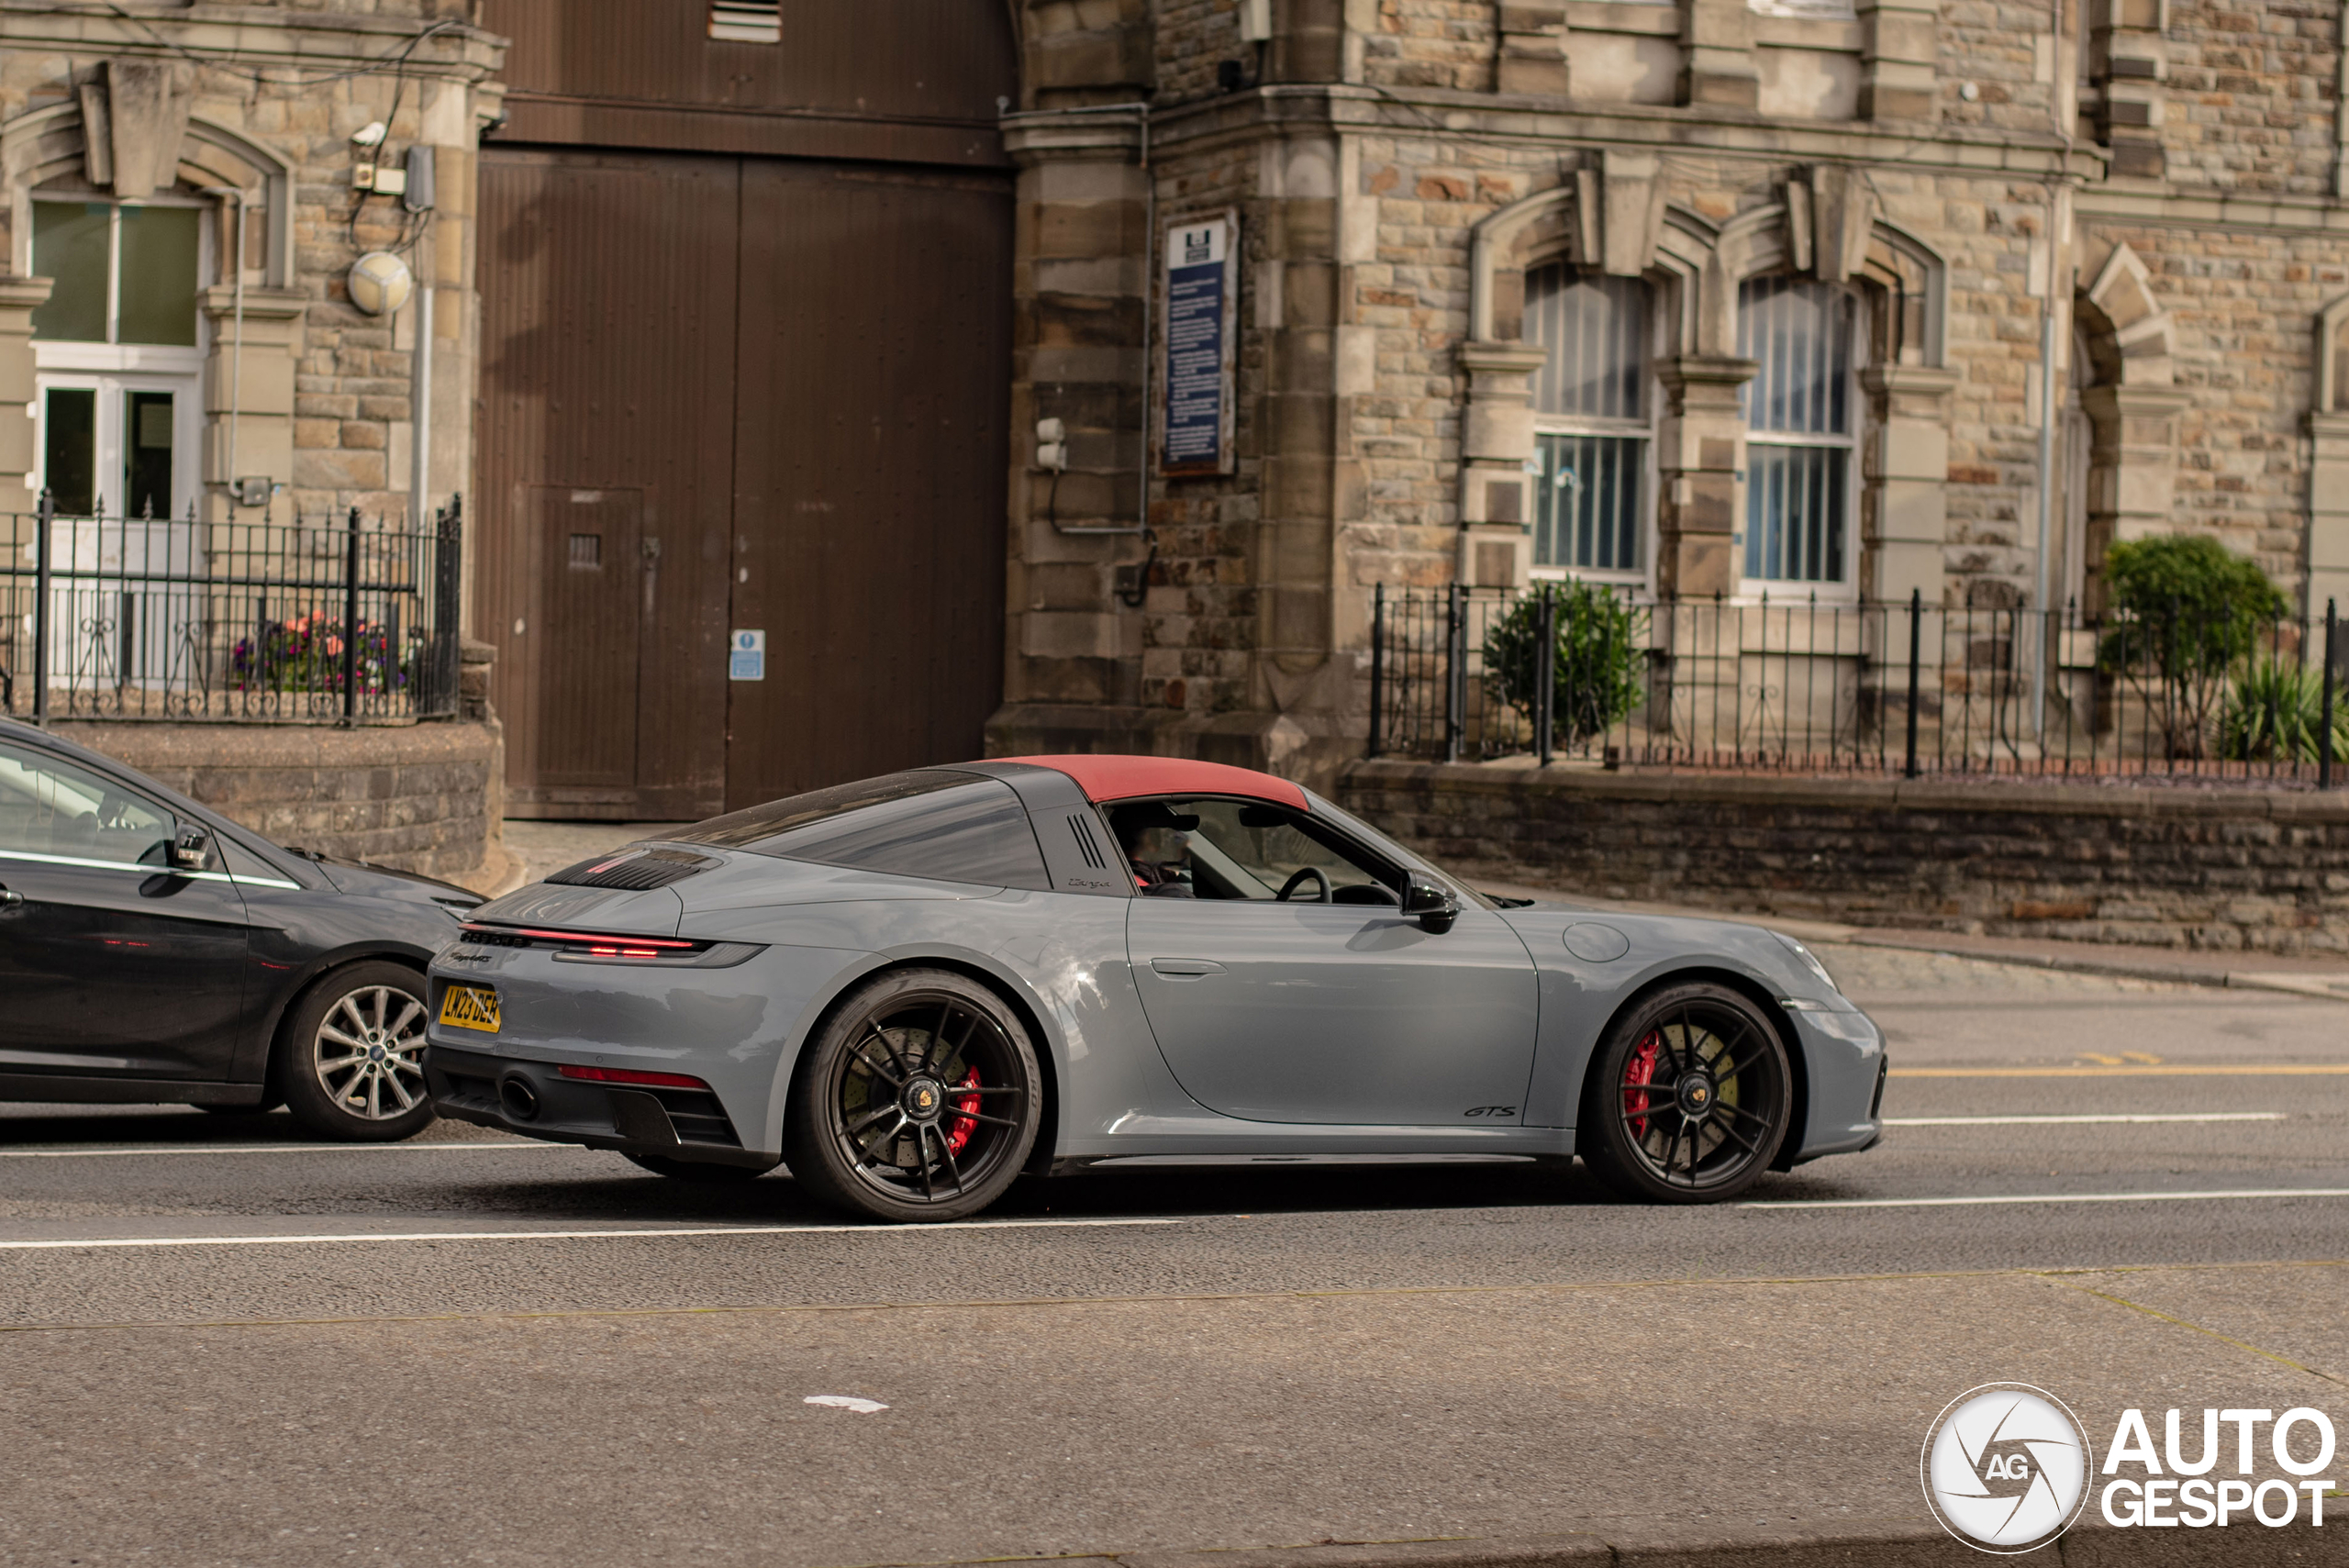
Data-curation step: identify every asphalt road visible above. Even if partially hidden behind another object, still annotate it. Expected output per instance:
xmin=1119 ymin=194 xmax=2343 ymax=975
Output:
xmin=3 ymin=944 xmax=2345 ymax=1566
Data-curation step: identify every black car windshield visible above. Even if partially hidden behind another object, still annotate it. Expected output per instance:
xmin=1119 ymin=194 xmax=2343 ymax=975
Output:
xmin=669 ymin=771 xmax=1050 ymax=890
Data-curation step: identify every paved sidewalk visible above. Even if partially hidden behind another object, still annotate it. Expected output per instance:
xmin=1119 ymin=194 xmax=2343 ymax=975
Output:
xmin=1476 ymin=877 xmax=2349 ymax=1002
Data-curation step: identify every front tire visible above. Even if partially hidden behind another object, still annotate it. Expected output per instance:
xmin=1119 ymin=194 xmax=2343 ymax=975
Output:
xmin=784 ymin=968 xmax=1041 ymax=1222
xmin=1577 ymin=982 xmax=1793 ymax=1204
xmin=275 ymin=961 xmax=436 ymax=1142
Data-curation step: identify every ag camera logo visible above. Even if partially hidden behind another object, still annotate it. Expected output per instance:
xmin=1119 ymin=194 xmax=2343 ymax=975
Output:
xmin=1921 ymin=1384 xmax=2093 ymax=1552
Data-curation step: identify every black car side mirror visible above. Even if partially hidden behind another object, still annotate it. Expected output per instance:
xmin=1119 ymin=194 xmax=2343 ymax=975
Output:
xmin=1401 ymin=873 xmax=1458 ymax=934
xmin=170 ymin=824 xmax=211 ymax=872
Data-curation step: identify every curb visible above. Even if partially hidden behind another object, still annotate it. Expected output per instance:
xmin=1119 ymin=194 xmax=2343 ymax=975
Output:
xmin=875 ymin=1522 xmax=2342 ymax=1568
xmin=1836 ymin=932 xmax=2349 ymax=1004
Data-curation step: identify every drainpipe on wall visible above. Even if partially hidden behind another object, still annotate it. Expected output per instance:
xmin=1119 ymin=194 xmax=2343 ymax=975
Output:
xmin=2032 ymin=0 xmax=2077 ymax=742
xmin=410 ymin=277 xmax=432 ymax=527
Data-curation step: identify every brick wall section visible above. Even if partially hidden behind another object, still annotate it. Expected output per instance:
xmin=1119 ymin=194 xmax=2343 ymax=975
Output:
xmin=58 ymin=720 xmax=501 ymax=883
xmin=1361 ymin=1 xmax=1496 ymax=90
xmin=0 ymin=5 xmax=493 ymax=528
xmin=2164 ymin=0 xmax=2342 ymax=196
xmin=2090 ymin=223 xmax=2346 ymax=584
xmin=1341 ymin=759 xmax=2349 ymax=954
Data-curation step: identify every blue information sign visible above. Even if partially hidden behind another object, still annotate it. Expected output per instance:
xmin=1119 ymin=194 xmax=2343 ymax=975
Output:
xmin=1163 ymin=217 xmax=1233 ymax=474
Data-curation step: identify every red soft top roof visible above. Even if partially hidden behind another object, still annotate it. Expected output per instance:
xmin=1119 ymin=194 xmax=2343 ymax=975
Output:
xmin=1004 ymin=754 xmax=1310 ymax=810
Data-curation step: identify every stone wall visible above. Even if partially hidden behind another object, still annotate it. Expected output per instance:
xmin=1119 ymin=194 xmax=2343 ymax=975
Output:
xmin=1341 ymin=758 xmax=2349 ymax=954
xmin=58 ymin=718 xmax=504 ymax=886
xmin=0 ymin=5 xmax=500 ymax=527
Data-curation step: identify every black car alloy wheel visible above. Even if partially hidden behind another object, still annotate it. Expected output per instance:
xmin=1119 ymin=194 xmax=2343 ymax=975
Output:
xmin=1578 ymin=982 xmax=1792 ymax=1204
xmin=786 ymin=968 xmax=1041 ymax=1222
xmin=276 ymin=960 xmax=439 ymax=1141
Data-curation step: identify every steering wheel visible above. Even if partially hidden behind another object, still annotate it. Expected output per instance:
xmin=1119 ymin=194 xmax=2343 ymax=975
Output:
xmin=1276 ymin=865 xmax=1333 ymax=904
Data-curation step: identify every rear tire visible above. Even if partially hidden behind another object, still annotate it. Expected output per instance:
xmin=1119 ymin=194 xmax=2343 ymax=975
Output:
xmin=621 ymin=1152 xmax=776 ymax=1184
xmin=784 ymin=968 xmax=1041 ymax=1222
xmin=1577 ymin=981 xmax=1792 ymax=1204
xmin=275 ymin=961 xmax=436 ymax=1142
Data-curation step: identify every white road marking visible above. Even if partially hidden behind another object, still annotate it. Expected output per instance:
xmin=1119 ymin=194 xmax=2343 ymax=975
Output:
xmin=0 ymin=1218 xmax=1183 ymax=1251
xmin=1747 ymin=1188 xmax=2349 ymax=1210
xmin=0 ymin=1141 xmax=569 ymax=1160
xmin=1881 ymin=1113 xmax=2286 ymax=1127
xmin=805 ymin=1396 xmax=888 ymax=1414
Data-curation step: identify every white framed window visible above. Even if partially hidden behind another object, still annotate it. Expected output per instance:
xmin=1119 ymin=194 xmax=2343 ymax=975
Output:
xmin=1526 ymin=265 xmax=1652 ymax=577
xmin=1738 ymin=274 xmax=1859 ymax=590
xmin=31 ymin=198 xmax=203 ymax=350
xmin=29 ymin=194 xmax=207 ymax=520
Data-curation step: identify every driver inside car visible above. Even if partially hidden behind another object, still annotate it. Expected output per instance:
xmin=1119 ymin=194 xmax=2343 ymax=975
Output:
xmin=1109 ymin=802 xmax=1201 ymax=897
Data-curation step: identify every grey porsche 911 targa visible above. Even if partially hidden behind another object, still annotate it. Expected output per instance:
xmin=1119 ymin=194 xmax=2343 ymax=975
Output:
xmin=425 ymin=754 xmax=1884 ymax=1221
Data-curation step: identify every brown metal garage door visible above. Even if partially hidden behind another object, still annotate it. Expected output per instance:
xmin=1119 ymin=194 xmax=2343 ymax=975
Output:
xmin=474 ymin=149 xmax=1009 ymax=818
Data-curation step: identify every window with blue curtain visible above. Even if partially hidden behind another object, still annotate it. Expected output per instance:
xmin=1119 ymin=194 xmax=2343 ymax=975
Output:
xmin=1737 ymin=274 xmax=1858 ymax=585
xmin=1525 ymin=265 xmax=1650 ymax=574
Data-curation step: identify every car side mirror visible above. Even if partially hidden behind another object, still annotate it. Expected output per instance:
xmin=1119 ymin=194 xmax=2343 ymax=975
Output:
xmin=1401 ymin=873 xmax=1458 ymax=934
xmin=170 ymin=824 xmax=211 ymax=872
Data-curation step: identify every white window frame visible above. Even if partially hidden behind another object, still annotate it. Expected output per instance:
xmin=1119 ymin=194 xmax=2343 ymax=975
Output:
xmin=1524 ymin=264 xmax=1658 ymax=587
xmin=1736 ymin=274 xmax=1863 ymax=603
xmin=28 ymin=193 xmax=210 ymax=515
xmin=33 ymin=373 xmax=205 ymax=521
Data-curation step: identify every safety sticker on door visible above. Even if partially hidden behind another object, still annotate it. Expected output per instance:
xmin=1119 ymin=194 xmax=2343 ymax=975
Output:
xmin=729 ymin=628 xmax=765 ymax=682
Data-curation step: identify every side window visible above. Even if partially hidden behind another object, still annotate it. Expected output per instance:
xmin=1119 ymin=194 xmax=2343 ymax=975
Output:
xmin=1106 ymin=797 xmax=1400 ymax=906
xmin=690 ymin=774 xmax=1049 ymax=890
xmin=0 ymin=745 xmax=174 ymax=865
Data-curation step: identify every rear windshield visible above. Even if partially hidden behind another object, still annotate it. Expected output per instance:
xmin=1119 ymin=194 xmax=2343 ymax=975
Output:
xmin=671 ymin=771 xmax=1049 ymax=890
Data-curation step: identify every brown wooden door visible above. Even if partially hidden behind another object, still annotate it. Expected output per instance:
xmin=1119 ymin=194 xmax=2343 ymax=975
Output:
xmin=477 ymin=149 xmax=1011 ymax=819
xmin=520 ymin=485 xmax=642 ymax=789
xmin=474 ymin=150 xmax=739 ymax=819
xmin=724 ymin=162 xmax=1011 ymax=807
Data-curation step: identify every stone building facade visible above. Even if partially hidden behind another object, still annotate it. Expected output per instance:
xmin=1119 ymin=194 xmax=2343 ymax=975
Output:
xmin=991 ymin=0 xmax=2349 ymax=785
xmin=0 ymin=1 xmax=500 ymax=538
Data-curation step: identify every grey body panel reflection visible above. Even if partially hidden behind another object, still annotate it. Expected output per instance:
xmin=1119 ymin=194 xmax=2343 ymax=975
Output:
xmin=1126 ymin=900 xmax=1540 ymax=1125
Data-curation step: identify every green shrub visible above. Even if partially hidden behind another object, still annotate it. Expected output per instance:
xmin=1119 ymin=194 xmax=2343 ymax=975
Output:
xmin=2099 ymin=535 xmax=2289 ymax=757
xmin=1481 ymin=582 xmax=1646 ymax=747
xmin=2214 ymin=660 xmax=2349 ymax=764
xmin=2101 ymin=533 xmax=2287 ymax=676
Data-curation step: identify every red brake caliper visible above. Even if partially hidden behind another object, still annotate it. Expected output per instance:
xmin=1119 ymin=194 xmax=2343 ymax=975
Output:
xmin=1624 ymin=1031 xmax=1661 ymax=1140
xmin=945 ymin=1066 xmax=982 ymax=1156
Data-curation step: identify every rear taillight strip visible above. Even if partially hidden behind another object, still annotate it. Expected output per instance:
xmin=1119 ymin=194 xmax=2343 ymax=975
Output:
xmin=557 ymin=1064 xmax=711 ymax=1091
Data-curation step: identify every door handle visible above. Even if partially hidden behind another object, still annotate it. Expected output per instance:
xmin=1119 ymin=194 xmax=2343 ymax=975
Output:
xmin=0 ymin=887 xmax=21 ymax=909
xmin=1150 ymin=958 xmax=1224 ymax=977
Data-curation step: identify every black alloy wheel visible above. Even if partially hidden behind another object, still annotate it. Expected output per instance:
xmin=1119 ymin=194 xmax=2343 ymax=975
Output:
xmin=784 ymin=967 xmax=1041 ymax=1222
xmin=1576 ymin=982 xmax=1793 ymax=1204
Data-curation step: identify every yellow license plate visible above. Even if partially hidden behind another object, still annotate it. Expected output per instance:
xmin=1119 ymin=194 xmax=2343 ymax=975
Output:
xmin=439 ymin=985 xmax=501 ymax=1033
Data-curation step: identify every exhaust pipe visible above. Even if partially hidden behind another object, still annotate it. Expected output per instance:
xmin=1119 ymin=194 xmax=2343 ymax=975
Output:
xmin=499 ymin=1074 xmax=540 ymax=1121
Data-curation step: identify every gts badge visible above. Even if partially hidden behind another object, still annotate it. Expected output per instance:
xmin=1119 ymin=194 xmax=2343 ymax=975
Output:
xmin=1463 ymin=1105 xmax=1516 ymax=1118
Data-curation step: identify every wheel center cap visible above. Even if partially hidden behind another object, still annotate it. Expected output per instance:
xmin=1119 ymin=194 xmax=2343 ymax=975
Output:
xmin=368 ymin=1045 xmax=385 ymax=1062
xmin=903 ymin=1077 xmax=944 ymax=1121
xmin=1677 ymin=1073 xmax=1714 ymax=1115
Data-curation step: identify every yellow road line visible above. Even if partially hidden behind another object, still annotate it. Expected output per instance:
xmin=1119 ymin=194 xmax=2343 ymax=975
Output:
xmin=1890 ymin=1064 xmax=2349 ymax=1078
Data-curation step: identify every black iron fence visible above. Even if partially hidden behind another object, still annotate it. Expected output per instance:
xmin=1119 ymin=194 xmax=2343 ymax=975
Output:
xmin=0 ymin=493 xmax=463 ymax=725
xmin=1368 ymin=583 xmax=2347 ymax=786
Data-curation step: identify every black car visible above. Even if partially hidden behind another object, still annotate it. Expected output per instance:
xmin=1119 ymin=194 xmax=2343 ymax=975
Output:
xmin=0 ymin=717 xmax=484 ymax=1139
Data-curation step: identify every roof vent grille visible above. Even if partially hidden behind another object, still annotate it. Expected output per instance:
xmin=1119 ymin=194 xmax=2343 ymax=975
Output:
xmin=545 ymin=847 xmax=721 ymax=891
